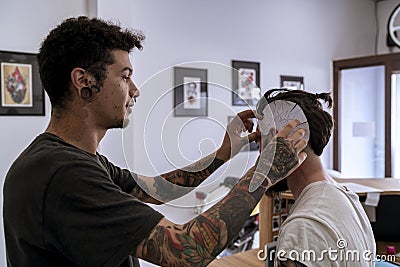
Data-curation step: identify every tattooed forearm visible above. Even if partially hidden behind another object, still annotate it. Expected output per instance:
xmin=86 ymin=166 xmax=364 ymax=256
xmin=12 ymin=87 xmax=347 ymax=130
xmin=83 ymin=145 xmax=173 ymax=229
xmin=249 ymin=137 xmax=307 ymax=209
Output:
xmin=129 ymin=179 xmax=165 ymax=204
xmin=141 ymin=218 xmax=226 ymax=267
xmin=131 ymin=156 xmax=225 ymax=204
xmin=153 ymin=156 xmax=224 ymax=202
xmin=138 ymin=166 xmax=266 ymax=267
xmin=161 ymin=156 xmax=224 ymax=187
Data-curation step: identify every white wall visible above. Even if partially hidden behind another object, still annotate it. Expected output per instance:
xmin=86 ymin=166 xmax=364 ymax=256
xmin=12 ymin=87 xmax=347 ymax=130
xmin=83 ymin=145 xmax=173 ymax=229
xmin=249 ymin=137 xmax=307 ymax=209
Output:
xmin=1 ymin=0 xmax=398 ymax=266
xmin=0 ymin=1 xmax=89 ymax=265
xmin=99 ymin=0 xmax=381 ymax=175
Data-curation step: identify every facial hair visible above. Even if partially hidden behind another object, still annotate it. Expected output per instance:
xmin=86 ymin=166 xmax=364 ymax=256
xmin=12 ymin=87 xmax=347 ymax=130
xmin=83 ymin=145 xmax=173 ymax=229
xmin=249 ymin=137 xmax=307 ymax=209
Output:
xmin=265 ymin=179 xmax=289 ymax=197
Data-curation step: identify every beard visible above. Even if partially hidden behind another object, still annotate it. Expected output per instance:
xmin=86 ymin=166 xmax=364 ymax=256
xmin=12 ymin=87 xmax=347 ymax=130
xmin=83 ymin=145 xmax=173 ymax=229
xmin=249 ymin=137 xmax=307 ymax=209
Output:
xmin=107 ymin=118 xmax=126 ymax=129
xmin=265 ymin=178 xmax=289 ymax=197
xmin=109 ymin=110 xmax=130 ymax=129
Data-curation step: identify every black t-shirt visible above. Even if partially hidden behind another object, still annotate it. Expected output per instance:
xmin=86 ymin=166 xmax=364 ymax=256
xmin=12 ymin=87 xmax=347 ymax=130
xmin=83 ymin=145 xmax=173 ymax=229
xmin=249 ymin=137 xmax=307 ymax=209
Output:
xmin=3 ymin=133 xmax=164 ymax=267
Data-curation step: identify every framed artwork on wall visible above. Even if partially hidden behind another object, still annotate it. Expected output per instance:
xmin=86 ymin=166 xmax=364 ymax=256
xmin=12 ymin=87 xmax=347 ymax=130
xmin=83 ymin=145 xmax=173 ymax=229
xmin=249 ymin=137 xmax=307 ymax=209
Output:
xmin=231 ymin=60 xmax=261 ymax=106
xmin=0 ymin=50 xmax=45 ymax=116
xmin=280 ymin=75 xmax=304 ymax=90
xmin=174 ymin=67 xmax=208 ymax=117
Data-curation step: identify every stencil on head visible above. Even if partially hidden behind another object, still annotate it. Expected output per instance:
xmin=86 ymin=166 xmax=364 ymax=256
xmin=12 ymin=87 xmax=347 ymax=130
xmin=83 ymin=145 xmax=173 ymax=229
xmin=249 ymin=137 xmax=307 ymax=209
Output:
xmin=256 ymin=99 xmax=310 ymax=142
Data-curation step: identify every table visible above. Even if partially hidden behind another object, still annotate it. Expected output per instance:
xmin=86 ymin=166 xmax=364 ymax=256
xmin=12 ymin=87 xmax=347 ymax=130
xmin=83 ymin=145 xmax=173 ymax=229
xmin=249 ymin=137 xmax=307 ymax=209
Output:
xmin=208 ymin=249 xmax=264 ymax=267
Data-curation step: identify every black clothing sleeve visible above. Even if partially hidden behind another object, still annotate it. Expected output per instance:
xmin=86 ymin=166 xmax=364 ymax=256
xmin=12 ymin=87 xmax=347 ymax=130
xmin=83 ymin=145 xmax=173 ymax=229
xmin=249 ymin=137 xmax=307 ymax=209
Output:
xmin=97 ymin=154 xmax=137 ymax=194
xmin=44 ymin=161 xmax=163 ymax=267
xmin=3 ymin=133 xmax=164 ymax=267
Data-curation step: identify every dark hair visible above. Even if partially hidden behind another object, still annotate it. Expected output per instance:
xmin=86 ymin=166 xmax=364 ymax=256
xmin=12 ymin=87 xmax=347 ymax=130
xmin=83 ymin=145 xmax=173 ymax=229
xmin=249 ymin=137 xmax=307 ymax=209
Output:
xmin=259 ymin=88 xmax=334 ymax=156
xmin=37 ymin=16 xmax=145 ymax=108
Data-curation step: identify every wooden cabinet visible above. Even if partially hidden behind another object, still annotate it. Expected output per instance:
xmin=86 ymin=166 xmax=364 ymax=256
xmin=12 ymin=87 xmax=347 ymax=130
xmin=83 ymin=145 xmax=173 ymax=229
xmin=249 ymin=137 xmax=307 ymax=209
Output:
xmin=258 ymin=193 xmax=294 ymax=248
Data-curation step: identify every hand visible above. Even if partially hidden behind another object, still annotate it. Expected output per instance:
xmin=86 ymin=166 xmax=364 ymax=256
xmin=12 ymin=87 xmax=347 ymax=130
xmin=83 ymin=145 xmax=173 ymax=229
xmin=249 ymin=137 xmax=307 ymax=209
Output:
xmin=216 ymin=110 xmax=261 ymax=162
xmin=249 ymin=119 xmax=307 ymax=192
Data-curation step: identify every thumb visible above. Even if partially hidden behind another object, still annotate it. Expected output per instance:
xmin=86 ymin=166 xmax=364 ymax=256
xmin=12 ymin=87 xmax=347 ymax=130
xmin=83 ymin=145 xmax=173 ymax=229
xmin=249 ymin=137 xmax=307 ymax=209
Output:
xmin=298 ymin=151 xmax=308 ymax=164
xmin=247 ymin=131 xmax=261 ymax=144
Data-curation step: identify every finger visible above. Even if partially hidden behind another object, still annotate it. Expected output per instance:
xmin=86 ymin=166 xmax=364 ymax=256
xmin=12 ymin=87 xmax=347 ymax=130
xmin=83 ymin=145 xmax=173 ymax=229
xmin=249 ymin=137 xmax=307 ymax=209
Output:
xmin=237 ymin=109 xmax=256 ymax=121
xmin=269 ymin=128 xmax=277 ymax=135
xmin=255 ymin=113 xmax=263 ymax=120
xmin=298 ymin=151 xmax=308 ymax=164
xmin=260 ymin=128 xmax=277 ymax=150
xmin=276 ymin=119 xmax=301 ymax=138
xmin=247 ymin=131 xmax=261 ymax=144
xmin=287 ymin=128 xmax=305 ymax=142
xmin=243 ymin=118 xmax=254 ymax=132
xmin=295 ymin=139 xmax=307 ymax=151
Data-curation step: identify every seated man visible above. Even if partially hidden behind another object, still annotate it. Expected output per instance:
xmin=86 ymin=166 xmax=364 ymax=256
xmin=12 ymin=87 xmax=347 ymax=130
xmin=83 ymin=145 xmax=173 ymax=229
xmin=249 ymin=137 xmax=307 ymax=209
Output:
xmin=258 ymin=89 xmax=376 ymax=267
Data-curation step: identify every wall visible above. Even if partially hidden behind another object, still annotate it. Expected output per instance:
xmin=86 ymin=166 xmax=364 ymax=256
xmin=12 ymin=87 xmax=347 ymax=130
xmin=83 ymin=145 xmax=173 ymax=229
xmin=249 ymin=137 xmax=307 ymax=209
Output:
xmin=1 ymin=0 xmax=398 ymax=266
xmin=100 ymin=0 xmax=379 ymax=175
xmin=0 ymin=1 xmax=89 ymax=265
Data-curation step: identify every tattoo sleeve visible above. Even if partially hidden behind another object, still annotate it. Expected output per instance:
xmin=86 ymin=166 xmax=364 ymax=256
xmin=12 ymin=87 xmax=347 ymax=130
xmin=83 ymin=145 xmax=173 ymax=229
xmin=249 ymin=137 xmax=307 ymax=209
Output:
xmin=137 ymin=166 xmax=266 ymax=266
xmin=131 ymin=154 xmax=225 ymax=203
xmin=135 ymin=134 xmax=300 ymax=266
xmin=160 ymin=155 xmax=224 ymax=188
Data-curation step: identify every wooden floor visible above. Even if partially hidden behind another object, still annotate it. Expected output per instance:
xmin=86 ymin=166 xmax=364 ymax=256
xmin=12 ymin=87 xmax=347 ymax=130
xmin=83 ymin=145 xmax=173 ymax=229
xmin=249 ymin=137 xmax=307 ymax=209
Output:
xmin=208 ymin=241 xmax=400 ymax=266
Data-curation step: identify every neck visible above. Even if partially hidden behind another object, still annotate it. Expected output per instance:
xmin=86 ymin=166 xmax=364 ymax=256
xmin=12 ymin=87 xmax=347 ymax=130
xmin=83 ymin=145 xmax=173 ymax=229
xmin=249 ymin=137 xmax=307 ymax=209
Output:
xmin=45 ymin=107 xmax=106 ymax=154
xmin=286 ymin=152 xmax=331 ymax=199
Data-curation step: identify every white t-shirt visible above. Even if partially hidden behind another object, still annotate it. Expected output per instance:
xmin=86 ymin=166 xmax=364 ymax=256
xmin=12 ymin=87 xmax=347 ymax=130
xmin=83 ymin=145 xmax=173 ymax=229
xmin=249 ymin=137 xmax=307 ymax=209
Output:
xmin=275 ymin=180 xmax=376 ymax=267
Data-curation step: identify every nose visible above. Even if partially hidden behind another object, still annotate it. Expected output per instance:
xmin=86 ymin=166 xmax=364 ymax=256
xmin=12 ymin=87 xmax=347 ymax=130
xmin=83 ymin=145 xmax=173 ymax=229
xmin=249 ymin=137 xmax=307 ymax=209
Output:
xmin=129 ymin=80 xmax=140 ymax=99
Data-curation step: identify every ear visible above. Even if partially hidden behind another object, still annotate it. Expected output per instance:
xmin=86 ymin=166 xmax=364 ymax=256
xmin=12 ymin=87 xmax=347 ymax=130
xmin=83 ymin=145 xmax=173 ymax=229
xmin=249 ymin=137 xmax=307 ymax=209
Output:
xmin=70 ymin=68 xmax=94 ymax=92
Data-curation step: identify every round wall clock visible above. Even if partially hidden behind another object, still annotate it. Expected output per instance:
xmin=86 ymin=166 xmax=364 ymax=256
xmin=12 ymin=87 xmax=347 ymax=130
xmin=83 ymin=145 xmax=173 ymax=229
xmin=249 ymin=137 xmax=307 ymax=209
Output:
xmin=388 ymin=3 xmax=400 ymax=48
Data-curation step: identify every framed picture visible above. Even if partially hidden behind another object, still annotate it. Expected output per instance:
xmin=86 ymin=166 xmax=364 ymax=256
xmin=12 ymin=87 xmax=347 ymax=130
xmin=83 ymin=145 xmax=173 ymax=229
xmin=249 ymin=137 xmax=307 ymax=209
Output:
xmin=280 ymin=75 xmax=304 ymax=90
xmin=0 ymin=50 xmax=45 ymax=116
xmin=227 ymin=115 xmax=258 ymax=152
xmin=231 ymin=60 xmax=261 ymax=106
xmin=272 ymin=215 xmax=280 ymax=232
xmin=174 ymin=67 xmax=207 ymax=117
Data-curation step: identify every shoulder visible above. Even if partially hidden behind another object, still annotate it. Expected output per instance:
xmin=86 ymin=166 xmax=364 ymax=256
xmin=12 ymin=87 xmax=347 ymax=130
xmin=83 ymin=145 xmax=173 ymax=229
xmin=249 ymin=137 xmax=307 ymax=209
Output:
xmin=19 ymin=133 xmax=99 ymax=165
xmin=277 ymin=212 xmax=336 ymax=252
xmin=18 ymin=133 xmax=114 ymax=192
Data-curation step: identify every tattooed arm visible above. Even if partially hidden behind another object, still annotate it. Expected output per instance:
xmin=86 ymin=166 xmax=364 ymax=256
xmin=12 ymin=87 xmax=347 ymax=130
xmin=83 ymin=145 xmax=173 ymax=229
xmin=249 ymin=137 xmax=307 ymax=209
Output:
xmin=130 ymin=110 xmax=260 ymax=204
xmin=134 ymin=120 xmax=307 ymax=266
xmin=129 ymin=154 xmax=225 ymax=204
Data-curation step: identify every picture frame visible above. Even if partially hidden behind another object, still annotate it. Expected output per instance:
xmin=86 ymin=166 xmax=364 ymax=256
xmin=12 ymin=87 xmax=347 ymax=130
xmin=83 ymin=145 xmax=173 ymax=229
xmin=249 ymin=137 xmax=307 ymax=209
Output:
xmin=231 ymin=60 xmax=261 ymax=106
xmin=227 ymin=115 xmax=258 ymax=152
xmin=280 ymin=75 xmax=304 ymax=90
xmin=272 ymin=215 xmax=280 ymax=232
xmin=174 ymin=67 xmax=208 ymax=117
xmin=0 ymin=50 xmax=45 ymax=116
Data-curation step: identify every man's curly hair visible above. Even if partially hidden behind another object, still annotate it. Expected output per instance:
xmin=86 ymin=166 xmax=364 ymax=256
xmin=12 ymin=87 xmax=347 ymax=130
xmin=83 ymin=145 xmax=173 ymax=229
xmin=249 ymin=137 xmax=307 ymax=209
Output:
xmin=37 ymin=16 xmax=145 ymax=108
